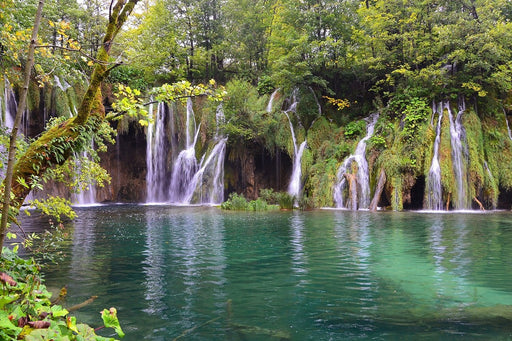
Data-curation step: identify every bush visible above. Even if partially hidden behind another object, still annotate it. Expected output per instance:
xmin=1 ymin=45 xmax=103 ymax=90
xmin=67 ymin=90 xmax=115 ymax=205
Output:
xmin=276 ymin=192 xmax=295 ymax=210
xmin=221 ymin=193 xmax=279 ymax=211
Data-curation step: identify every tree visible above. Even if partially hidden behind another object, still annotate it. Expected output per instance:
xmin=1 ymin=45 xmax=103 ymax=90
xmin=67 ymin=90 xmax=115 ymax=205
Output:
xmin=0 ymin=0 xmax=140 ymax=251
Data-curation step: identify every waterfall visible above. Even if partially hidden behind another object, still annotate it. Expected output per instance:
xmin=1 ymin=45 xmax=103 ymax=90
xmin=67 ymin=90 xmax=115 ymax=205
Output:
xmin=483 ymin=161 xmax=497 ymax=209
xmin=505 ymin=110 xmax=512 ymax=141
xmin=425 ymin=102 xmax=444 ymax=210
xmin=183 ymin=137 xmax=227 ymax=204
xmin=447 ymin=100 xmax=471 ymax=210
xmin=146 ymin=102 xmax=169 ymax=203
xmin=3 ymin=79 xmax=16 ymax=130
xmin=266 ymin=89 xmax=280 ymax=113
xmin=182 ymin=104 xmax=227 ymax=204
xmin=285 ymin=112 xmax=307 ymax=198
xmin=72 ymin=145 xmax=97 ymax=206
xmin=333 ymin=113 xmax=379 ymax=209
xmin=168 ymin=98 xmax=201 ymax=203
xmin=145 ymin=98 xmax=227 ymax=205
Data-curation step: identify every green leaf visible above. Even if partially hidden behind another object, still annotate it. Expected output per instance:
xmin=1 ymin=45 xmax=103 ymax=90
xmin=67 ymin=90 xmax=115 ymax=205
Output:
xmin=50 ymin=304 xmax=69 ymax=318
xmin=0 ymin=294 xmax=19 ymax=309
xmin=101 ymin=308 xmax=125 ymax=338
xmin=0 ymin=310 xmax=21 ymax=335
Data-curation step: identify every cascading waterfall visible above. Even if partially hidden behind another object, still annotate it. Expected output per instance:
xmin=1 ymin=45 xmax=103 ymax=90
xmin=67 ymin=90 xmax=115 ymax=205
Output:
xmin=505 ymin=110 xmax=512 ymax=141
xmin=146 ymin=102 xmax=169 ymax=202
xmin=447 ymin=99 xmax=471 ymax=210
xmin=168 ymin=98 xmax=201 ymax=203
xmin=285 ymin=112 xmax=307 ymax=199
xmin=183 ymin=137 xmax=227 ymax=204
xmin=182 ymin=104 xmax=227 ymax=205
xmin=266 ymin=89 xmax=280 ymax=113
xmin=3 ymin=79 xmax=16 ymax=130
xmin=145 ymin=98 xmax=227 ymax=205
xmin=72 ymin=144 xmax=97 ymax=206
xmin=333 ymin=113 xmax=379 ymax=209
xmin=425 ymin=102 xmax=444 ymax=210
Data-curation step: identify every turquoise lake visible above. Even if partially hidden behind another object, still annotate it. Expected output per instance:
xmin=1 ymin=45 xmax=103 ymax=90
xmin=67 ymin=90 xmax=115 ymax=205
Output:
xmin=30 ymin=206 xmax=512 ymax=340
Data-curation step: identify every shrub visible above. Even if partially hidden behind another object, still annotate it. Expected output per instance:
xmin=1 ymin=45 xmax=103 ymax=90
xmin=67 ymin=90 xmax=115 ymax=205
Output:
xmin=276 ymin=192 xmax=295 ymax=210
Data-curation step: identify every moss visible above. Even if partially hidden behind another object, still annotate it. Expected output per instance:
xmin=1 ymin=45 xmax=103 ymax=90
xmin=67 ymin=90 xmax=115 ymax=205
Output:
xmin=306 ymin=157 xmax=337 ymax=207
xmin=390 ymin=176 xmax=403 ymax=211
xmin=439 ymin=109 xmax=455 ymax=205
xmin=463 ymin=109 xmax=485 ymax=202
xmin=482 ymin=112 xmax=512 ymax=190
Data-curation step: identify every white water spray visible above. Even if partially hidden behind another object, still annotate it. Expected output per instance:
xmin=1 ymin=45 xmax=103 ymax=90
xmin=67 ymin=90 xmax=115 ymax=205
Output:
xmin=285 ymin=112 xmax=307 ymax=199
xmin=447 ymin=100 xmax=471 ymax=210
xmin=146 ymin=102 xmax=169 ymax=202
xmin=333 ymin=113 xmax=379 ymax=209
xmin=425 ymin=102 xmax=444 ymax=210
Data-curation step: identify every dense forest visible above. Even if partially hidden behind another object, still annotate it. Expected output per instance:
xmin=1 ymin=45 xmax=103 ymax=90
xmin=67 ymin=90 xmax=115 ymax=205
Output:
xmin=2 ymin=0 xmax=512 ymax=212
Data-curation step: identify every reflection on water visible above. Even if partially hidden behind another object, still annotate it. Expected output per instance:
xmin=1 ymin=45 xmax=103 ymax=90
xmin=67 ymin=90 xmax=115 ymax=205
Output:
xmin=31 ymin=207 xmax=512 ymax=340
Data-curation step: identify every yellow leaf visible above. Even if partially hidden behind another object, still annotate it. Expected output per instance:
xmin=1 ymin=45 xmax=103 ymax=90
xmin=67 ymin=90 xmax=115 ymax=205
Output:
xmin=87 ymin=60 xmax=94 ymax=66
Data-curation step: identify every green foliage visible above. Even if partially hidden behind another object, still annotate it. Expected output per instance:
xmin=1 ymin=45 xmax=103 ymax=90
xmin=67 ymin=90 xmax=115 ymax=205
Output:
xmin=259 ymin=188 xmax=278 ymax=204
xmin=220 ymin=192 xmax=279 ymax=211
xmin=401 ymin=98 xmax=430 ymax=139
xmin=17 ymin=218 xmax=68 ymax=264
xmin=108 ymin=65 xmax=148 ymax=91
xmin=275 ymin=192 xmax=294 ymax=210
xmin=0 ymin=247 xmax=124 ymax=340
xmin=27 ymin=196 xmax=77 ymax=222
xmin=344 ymin=120 xmax=366 ymax=139
xmin=221 ymin=192 xmax=250 ymax=210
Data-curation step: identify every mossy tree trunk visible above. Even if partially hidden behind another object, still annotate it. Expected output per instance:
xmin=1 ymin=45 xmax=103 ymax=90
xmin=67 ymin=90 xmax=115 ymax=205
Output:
xmin=0 ymin=0 xmax=140 ymax=250
xmin=0 ymin=0 xmax=45 ymax=251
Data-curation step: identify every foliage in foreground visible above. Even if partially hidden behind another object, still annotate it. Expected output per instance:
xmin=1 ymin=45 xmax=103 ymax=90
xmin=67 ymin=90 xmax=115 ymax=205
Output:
xmin=0 ymin=246 xmax=124 ymax=341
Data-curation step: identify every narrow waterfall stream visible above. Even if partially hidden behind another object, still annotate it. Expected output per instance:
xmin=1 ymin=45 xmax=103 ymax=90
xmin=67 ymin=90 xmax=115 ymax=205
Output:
xmin=425 ymin=102 xmax=444 ymax=210
xmin=285 ymin=112 xmax=307 ymax=199
xmin=146 ymin=102 xmax=169 ymax=202
xmin=333 ymin=113 xmax=379 ymax=209
xmin=447 ymin=100 xmax=471 ymax=210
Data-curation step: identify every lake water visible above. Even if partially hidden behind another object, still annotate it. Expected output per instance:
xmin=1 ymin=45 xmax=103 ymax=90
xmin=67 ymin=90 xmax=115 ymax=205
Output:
xmin=30 ymin=205 xmax=512 ymax=340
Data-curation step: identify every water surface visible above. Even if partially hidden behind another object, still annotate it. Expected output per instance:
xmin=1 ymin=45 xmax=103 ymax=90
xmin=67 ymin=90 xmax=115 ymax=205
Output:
xmin=30 ymin=206 xmax=512 ymax=340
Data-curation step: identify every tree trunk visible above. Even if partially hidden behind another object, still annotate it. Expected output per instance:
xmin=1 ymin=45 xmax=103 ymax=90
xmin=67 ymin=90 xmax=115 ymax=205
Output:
xmin=0 ymin=0 xmax=45 ymax=251
xmin=0 ymin=0 xmax=140 ymax=251
xmin=369 ymin=168 xmax=386 ymax=211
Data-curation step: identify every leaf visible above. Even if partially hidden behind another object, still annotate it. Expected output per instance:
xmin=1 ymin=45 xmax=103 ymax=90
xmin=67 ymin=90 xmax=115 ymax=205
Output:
xmin=50 ymin=305 xmax=69 ymax=318
xmin=28 ymin=321 xmax=51 ymax=329
xmin=0 ymin=310 xmax=21 ymax=334
xmin=66 ymin=316 xmax=78 ymax=333
xmin=0 ymin=294 xmax=19 ymax=309
xmin=101 ymin=308 xmax=124 ymax=338
xmin=0 ymin=272 xmax=17 ymax=286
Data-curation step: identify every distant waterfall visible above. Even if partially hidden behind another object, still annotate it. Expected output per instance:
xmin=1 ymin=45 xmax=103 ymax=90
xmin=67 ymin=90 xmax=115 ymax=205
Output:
xmin=425 ymin=102 xmax=444 ymax=210
xmin=72 ymin=145 xmax=97 ymax=206
xmin=266 ymin=89 xmax=280 ymax=113
xmin=2 ymin=79 xmax=16 ymax=130
xmin=505 ymin=110 xmax=512 ymax=141
xmin=333 ymin=113 xmax=379 ymax=209
xmin=447 ymin=99 xmax=471 ymax=210
xmin=285 ymin=112 xmax=307 ymax=199
xmin=146 ymin=102 xmax=170 ymax=202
